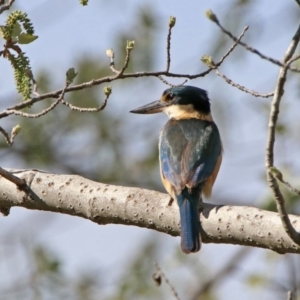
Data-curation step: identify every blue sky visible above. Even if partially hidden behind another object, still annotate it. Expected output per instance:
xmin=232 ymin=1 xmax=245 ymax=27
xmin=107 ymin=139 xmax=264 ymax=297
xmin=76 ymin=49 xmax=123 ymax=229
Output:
xmin=1 ymin=0 xmax=300 ymax=299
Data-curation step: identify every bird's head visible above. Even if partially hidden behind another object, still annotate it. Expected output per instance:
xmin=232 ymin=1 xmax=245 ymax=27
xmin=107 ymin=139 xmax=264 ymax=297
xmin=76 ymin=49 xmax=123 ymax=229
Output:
xmin=130 ymin=86 xmax=212 ymax=120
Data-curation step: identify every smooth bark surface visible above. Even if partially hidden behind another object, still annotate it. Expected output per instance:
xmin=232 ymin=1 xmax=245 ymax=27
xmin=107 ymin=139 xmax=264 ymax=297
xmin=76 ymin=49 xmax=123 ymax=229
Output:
xmin=0 ymin=169 xmax=300 ymax=254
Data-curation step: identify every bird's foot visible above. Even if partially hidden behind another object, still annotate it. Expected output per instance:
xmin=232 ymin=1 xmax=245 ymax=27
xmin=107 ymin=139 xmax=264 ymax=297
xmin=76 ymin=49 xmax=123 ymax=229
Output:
xmin=167 ymin=197 xmax=174 ymax=206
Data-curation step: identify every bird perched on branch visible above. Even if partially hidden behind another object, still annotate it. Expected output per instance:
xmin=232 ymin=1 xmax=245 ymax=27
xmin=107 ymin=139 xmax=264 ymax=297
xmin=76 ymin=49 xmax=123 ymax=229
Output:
xmin=131 ymin=86 xmax=222 ymax=254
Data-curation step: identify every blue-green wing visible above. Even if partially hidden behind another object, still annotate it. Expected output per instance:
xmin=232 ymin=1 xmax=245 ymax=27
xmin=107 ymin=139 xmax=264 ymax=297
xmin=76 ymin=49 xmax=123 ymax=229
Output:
xmin=159 ymin=119 xmax=221 ymax=192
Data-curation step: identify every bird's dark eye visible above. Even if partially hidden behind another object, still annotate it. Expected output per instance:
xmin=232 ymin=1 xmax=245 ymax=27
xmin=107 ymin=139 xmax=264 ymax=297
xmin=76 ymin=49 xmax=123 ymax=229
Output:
xmin=166 ymin=93 xmax=174 ymax=102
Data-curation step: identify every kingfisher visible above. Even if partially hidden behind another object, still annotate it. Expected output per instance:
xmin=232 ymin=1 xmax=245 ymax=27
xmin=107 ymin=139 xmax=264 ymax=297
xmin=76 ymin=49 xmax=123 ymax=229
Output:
xmin=130 ymin=86 xmax=222 ymax=254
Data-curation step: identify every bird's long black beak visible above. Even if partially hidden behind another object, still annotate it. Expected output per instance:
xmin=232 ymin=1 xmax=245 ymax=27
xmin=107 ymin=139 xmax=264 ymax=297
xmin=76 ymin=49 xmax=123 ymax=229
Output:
xmin=130 ymin=100 xmax=167 ymax=114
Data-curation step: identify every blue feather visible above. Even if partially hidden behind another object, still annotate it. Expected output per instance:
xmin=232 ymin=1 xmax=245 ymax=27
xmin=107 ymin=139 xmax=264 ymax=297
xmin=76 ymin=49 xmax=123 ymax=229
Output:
xmin=159 ymin=118 xmax=221 ymax=253
xmin=177 ymin=189 xmax=201 ymax=253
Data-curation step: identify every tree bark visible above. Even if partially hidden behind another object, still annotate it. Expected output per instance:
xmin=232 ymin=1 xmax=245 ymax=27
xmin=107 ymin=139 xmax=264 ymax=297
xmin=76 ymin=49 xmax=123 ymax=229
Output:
xmin=0 ymin=169 xmax=299 ymax=254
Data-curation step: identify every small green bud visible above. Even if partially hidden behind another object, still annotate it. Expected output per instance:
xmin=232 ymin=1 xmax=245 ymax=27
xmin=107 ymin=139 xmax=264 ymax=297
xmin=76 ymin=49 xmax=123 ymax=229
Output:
xmin=201 ymin=55 xmax=215 ymax=68
xmin=66 ymin=68 xmax=77 ymax=84
xmin=103 ymin=86 xmax=112 ymax=96
xmin=126 ymin=40 xmax=135 ymax=50
xmin=205 ymin=9 xmax=219 ymax=23
xmin=169 ymin=16 xmax=176 ymax=28
xmin=12 ymin=124 xmax=21 ymax=136
xmin=270 ymin=166 xmax=283 ymax=182
xmin=80 ymin=0 xmax=89 ymax=5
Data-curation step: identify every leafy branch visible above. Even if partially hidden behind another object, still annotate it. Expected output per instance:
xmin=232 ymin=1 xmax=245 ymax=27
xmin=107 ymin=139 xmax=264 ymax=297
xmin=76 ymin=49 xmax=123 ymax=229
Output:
xmin=0 ymin=10 xmax=38 ymax=99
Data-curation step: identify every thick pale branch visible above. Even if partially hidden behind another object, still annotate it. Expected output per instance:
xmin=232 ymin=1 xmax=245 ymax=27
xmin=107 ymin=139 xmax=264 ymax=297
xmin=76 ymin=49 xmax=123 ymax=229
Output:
xmin=0 ymin=169 xmax=300 ymax=254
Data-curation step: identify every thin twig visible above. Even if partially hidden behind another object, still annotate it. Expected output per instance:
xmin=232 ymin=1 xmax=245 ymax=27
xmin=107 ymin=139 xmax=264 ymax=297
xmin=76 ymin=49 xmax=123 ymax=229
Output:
xmin=215 ymin=68 xmax=274 ymax=98
xmin=210 ymin=15 xmax=300 ymax=73
xmin=60 ymin=94 xmax=110 ymax=112
xmin=0 ymin=70 xmax=214 ymax=119
xmin=0 ymin=126 xmax=12 ymax=145
xmin=0 ymin=166 xmax=26 ymax=188
xmin=117 ymin=47 xmax=132 ymax=76
xmin=32 ymin=76 xmax=40 ymax=97
xmin=216 ymin=26 xmax=249 ymax=67
xmin=157 ymin=76 xmax=187 ymax=87
xmin=153 ymin=262 xmax=180 ymax=300
xmin=158 ymin=75 xmax=176 ymax=87
xmin=1 ymin=24 xmax=248 ymax=119
xmin=287 ymin=291 xmax=293 ymax=300
xmin=203 ymin=26 xmax=274 ymax=98
xmin=2 ymin=82 xmax=69 ymax=119
xmin=295 ymin=0 xmax=300 ymax=7
xmin=271 ymin=167 xmax=300 ymax=196
xmin=287 ymin=53 xmax=300 ymax=65
xmin=0 ymin=125 xmax=20 ymax=145
xmin=0 ymin=0 xmax=15 ymax=14
xmin=282 ymin=181 xmax=300 ymax=196
xmin=107 ymin=49 xmax=119 ymax=74
xmin=165 ymin=22 xmax=172 ymax=72
xmin=265 ymin=23 xmax=300 ymax=245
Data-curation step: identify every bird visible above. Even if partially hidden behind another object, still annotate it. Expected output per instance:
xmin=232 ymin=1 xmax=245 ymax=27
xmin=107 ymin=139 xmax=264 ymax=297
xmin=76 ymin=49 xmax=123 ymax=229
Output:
xmin=130 ymin=85 xmax=222 ymax=254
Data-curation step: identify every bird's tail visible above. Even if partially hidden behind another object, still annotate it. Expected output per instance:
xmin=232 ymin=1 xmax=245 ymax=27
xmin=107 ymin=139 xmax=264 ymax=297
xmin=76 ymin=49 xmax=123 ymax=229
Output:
xmin=177 ymin=190 xmax=201 ymax=254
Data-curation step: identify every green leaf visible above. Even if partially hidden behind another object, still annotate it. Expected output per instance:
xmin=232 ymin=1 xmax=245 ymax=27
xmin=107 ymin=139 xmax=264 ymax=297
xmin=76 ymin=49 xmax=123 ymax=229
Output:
xmin=12 ymin=22 xmax=22 ymax=37
xmin=126 ymin=40 xmax=135 ymax=50
xmin=206 ymin=9 xmax=219 ymax=23
xmin=18 ymin=33 xmax=38 ymax=44
xmin=12 ymin=124 xmax=21 ymax=136
xmin=66 ymin=68 xmax=78 ymax=84
xmin=169 ymin=16 xmax=176 ymax=28
xmin=201 ymin=55 xmax=215 ymax=68
xmin=103 ymin=86 xmax=112 ymax=96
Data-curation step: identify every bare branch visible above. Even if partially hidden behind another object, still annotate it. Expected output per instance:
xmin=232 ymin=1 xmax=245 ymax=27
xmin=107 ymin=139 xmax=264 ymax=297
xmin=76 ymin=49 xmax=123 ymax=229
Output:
xmin=212 ymin=15 xmax=300 ymax=73
xmin=60 ymin=93 xmax=110 ymax=112
xmin=165 ymin=17 xmax=175 ymax=72
xmin=0 ymin=167 xmax=26 ymax=188
xmin=0 ymin=72 xmax=211 ymax=119
xmin=158 ymin=75 xmax=176 ymax=86
xmin=1 ymin=169 xmax=300 ymax=254
xmin=153 ymin=262 xmax=180 ymax=300
xmin=107 ymin=44 xmax=133 ymax=76
xmin=157 ymin=76 xmax=187 ymax=87
xmin=106 ymin=49 xmax=119 ymax=74
xmin=118 ymin=46 xmax=133 ymax=76
xmin=0 ymin=0 xmax=15 ymax=14
xmin=201 ymin=26 xmax=273 ymax=98
xmin=265 ymin=23 xmax=300 ymax=245
xmin=31 ymin=73 xmax=40 ymax=97
xmin=0 ymin=124 xmax=21 ymax=145
xmin=216 ymin=26 xmax=249 ymax=66
xmin=287 ymin=53 xmax=300 ymax=65
xmin=215 ymin=68 xmax=274 ymax=98
xmin=2 ymin=82 xmax=69 ymax=118
xmin=1 ymin=25 xmax=248 ymax=119
xmin=271 ymin=167 xmax=300 ymax=196
xmin=287 ymin=291 xmax=293 ymax=300
xmin=0 ymin=126 xmax=12 ymax=145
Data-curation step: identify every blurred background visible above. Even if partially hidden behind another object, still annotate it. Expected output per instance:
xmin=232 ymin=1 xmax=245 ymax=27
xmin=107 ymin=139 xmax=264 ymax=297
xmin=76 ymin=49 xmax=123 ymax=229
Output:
xmin=1 ymin=0 xmax=300 ymax=299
